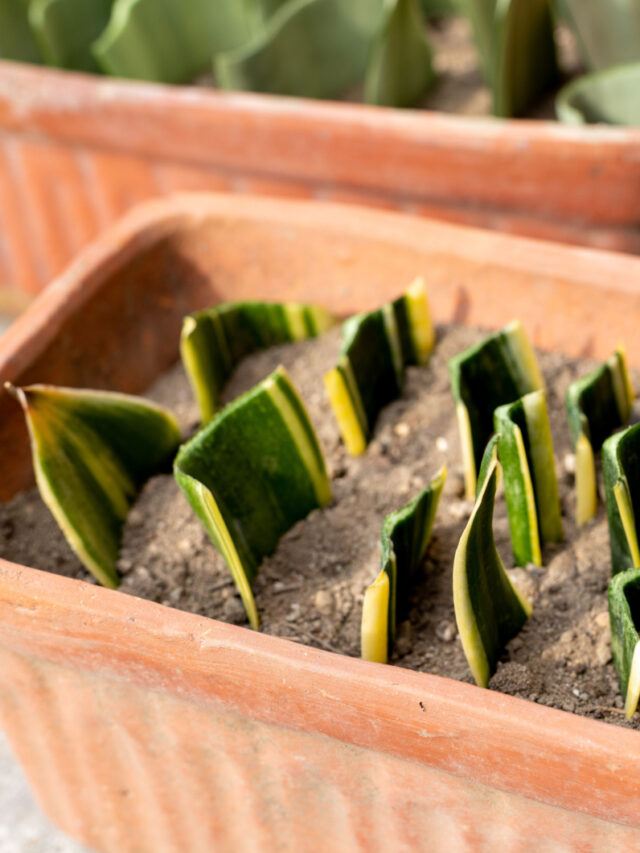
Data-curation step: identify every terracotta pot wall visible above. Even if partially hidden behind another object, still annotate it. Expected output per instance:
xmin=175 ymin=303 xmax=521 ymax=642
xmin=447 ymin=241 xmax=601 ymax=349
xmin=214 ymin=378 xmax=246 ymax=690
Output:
xmin=1 ymin=62 xmax=640 ymax=298
xmin=2 ymin=195 xmax=640 ymax=850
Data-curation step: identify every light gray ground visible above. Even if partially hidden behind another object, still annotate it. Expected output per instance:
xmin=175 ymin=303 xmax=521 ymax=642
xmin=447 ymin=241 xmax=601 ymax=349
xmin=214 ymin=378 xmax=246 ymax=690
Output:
xmin=0 ymin=730 xmax=92 ymax=853
xmin=0 ymin=311 xmax=92 ymax=852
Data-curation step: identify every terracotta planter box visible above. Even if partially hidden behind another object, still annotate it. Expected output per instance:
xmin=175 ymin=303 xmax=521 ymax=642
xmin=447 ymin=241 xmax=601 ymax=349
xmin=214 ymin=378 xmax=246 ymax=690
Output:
xmin=2 ymin=193 xmax=640 ymax=852
xmin=2 ymin=60 xmax=640 ymax=301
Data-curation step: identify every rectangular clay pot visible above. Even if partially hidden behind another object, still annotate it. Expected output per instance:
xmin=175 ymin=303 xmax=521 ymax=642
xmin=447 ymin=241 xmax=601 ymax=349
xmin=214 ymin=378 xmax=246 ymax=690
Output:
xmin=2 ymin=193 xmax=640 ymax=852
xmin=1 ymin=60 xmax=640 ymax=299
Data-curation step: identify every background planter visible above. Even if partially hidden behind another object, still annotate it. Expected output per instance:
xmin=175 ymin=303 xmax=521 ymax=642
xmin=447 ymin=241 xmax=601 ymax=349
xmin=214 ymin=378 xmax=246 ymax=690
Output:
xmin=2 ymin=193 xmax=640 ymax=851
xmin=1 ymin=60 xmax=640 ymax=300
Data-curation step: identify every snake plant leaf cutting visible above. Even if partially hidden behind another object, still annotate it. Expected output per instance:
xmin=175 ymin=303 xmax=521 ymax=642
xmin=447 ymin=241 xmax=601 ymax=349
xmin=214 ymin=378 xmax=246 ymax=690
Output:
xmin=0 ymin=0 xmax=41 ymax=61
xmin=174 ymin=366 xmax=331 ymax=629
xmin=29 ymin=0 xmax=112 ymax=71
xmin=556 ymin=63 xmax=640 ymax=127
xmin=494 ymin=390 xmax=562 ymax=566
xmin=566 ymin=349 xmax=634 ymax=525
xmin=180 ymin=299 xmax=335 ymax=425
xmin=6 ymin=382 xmax=181 ymax=589
xmin=561 ymin=0 xmax=640 ymax=73
xmin=361 ymin=466 xmax=446 ymax=663
xmin=325 ymin=278 xmax=434 ymax=456
xmin=448 ymin=319 xmax=544 ymax=500
xmin=459 ymin=0 xmax=557 ymax=117
xmin=364 ymin=0 xmax=435 ymax=108
xmin=609 ymin=568 xmax=640 ymax=719
xmin=603 ymin=424 xmax=640 ymax=576
xmin=453 ymin=440 xmax=531 ymax=688
xmin=93 ymin=0 xmax=252 ymax=83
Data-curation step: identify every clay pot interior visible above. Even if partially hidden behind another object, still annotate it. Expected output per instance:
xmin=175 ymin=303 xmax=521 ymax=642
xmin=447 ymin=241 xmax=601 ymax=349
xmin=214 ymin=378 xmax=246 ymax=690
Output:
xmin=2 ymin=194 xmax=640 ymax=850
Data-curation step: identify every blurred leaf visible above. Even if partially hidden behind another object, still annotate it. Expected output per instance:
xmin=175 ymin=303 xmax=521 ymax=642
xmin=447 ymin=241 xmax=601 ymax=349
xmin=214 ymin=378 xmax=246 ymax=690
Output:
xmin=364 ymin=0 xmax=435 ymax=108
xmin=603 ymin=423 xmax=640 ymax=576
xmin=362 ymin=466 xmax=446 ymax=662
xmin=448 ymin=319 xmax=544 ymax=499
xmin=94 ymin=0 xmax=253 ymax=82
xmin=325 ymin=278 xmax=434 ymax=456
xmin=174 ymin=366 xmax=331 ymax=629
xmin=459 ymin=0 xmax=557 ymax=117
xmin=0 ymin=0 xmax=41 ymax=61
xmin=557 ymin=63 xmax=640 ymax=126
xmin=609 ymin=568 xmax=640 ymax=719
xmin=29 ymin=0 xmax=112 ymax=71
xmin=7 ymin=383 xmax=180 ymax=588
xmin=420 ymin=0 xmax=458 ymax=15
xmin=566 ymin=349 xmax=634 ymax=525
xmin=562 ymin=0 xmax=640 ymax=72
xmin=181 ymin=299 xmax=335 ymax=425
xmin=495 ymin=389 xmax=562 ymax=566
xmin=215 ymin=0 xmax=386 ymax=98
xmin=453 ymin=440 xmax=531 ymax=687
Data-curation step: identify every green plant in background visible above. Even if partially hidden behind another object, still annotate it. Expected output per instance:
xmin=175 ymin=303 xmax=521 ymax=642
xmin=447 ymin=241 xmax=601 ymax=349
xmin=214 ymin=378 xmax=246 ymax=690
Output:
xmin=0 ymin=0 xmax=41 ymax=61
xmin=609 ymin=568 xmax=640 ymax=719
xmin=216 ymin=0 xmax=384 ymax=99
xmin=175 ymin=366 xmax=331 ymax=629
xmin=325 ymin=278 xmax=434 ymax=456
xmin=94 ymin=0 xmax=253 ymax=82
xmin=603 ymin=423 xmax=640 ymax=576
xmin=180 ymin=299 xmax=335 ymax=425
xmin=0 ymin=0 xmax=436 ymax=107
xmin=458 ymin=0 xmax=558 ymax=117
xmin=453 ymin=437 xmax=532 ymax=687
xmin=361 ymin=466 xmax=446 ymax=663
xmin=561 ymin=0 xmax=640 ymax=72
xmin=566 ymin=349 xmax=634 ymax=526
xmin=494 ymin=389 xmax=562 ymax=566
xmin=448 ymin=320 xmax=544 ymax=500
xmin=556 ymin=63 xmax=640 ymax=126
xmin=556 ymin=0 xmax=640 ymax=125
xmin=6 ymin=382 xmax=180 ymax=588
xmin=29 ymin=0 xmax=112 ymax=71
xmin=364 ymin=0 xmax=435 ymax=107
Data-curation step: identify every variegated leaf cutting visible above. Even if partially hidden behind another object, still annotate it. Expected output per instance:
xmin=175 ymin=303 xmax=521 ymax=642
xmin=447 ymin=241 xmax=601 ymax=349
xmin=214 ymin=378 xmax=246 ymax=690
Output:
xmin=361 ymin=466 xmax=446 ymax=663
xmin=448 ymin=319 xmax=544 ymax=499
xmin=603 ymin=423 xmax=640 ymax=576
xmin=566 ymin=348 xmax=634 ymax=526
xmin=6 ymin=382 xmax=181 ymax=588
xmin=453 ymin=437 xmax=531 ymax=688
xmin=494 ymin=389 xmax=562 ymax=566
xmin=180 ymin=299 xmax=335 ymax=424
xmin=609 ymin=568 xmax=640 ymax=719
xmin=174 ymin=366 xmax=331 ymax=629
xmin=325 ymin=278 xmax=434 ymax=456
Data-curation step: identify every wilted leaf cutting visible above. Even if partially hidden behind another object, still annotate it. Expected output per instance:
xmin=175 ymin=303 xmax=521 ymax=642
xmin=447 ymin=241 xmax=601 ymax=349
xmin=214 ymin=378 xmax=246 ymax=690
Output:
xmin=6 ymin=382 xmax=181 ymax=588
xmin=174 ymin=365 xmax=331 ymax=629
xmin=361 ymin=466 xmax=446 ymax=663
xmin=325 ymin=278 xmax=434 ymax=455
